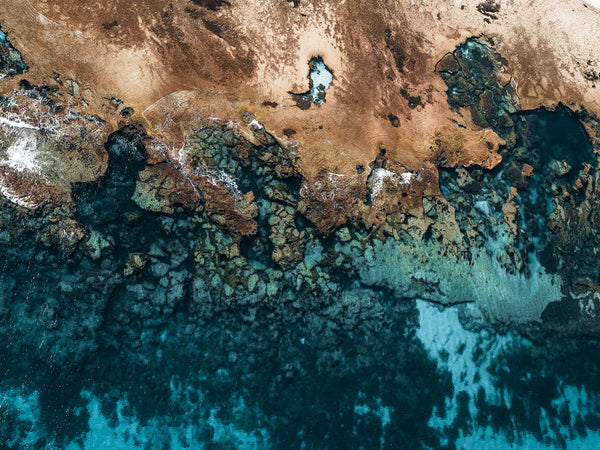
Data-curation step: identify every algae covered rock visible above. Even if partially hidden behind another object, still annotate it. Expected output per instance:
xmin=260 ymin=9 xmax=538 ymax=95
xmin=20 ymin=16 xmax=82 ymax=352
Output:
xmin=82 ymin=230 xmax=111 ymax=260
xmin=132 ymin=163 xmax=201 ymax=214
xmin=328 ymin=288 xmax=385 ymax=331
xmin=124 ymin=253 xmax=149 ymax=277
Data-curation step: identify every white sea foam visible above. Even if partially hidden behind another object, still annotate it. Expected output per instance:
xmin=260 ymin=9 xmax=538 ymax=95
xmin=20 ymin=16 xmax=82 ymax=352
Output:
xmin=207 ymin=169 xmax=241 ymax=196
xmin=371 ymin=168 xmax=395 ymax=198
xmin=3 ymin=132 xmax=40 ymax=173
xmin=0 ymin=116 xmax=39 ymax=130
xmin=0 ymin=180 xmax=39 ymax=208
xmin=248 ymin=119 xmax=263 ymax=129
xmin=326 ymin=172 xmax=345 ymax=187
xmin=400 ymin=172 xmax=413 ymax=184
xmin=175 ymin=142 xmax=241 ymax=196
xmin=0 ymin=131 xmax=44 ymax=208
xmin=370 ymin=168 xmax=413 ymax=198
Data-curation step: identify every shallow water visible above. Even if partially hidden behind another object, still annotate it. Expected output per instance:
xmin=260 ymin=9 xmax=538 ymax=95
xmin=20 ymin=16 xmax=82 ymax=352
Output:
xmin=308 ymin=57 xmax=333 ymax=104
xmin=0 ymin=117 xmax=599 ymax=449
xmin=3 ymin=297 xmax=600 ymax=449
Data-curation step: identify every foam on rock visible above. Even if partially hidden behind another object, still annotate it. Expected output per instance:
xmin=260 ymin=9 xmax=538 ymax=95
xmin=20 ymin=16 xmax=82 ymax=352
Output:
xmin=3 ymin=132 xmax=40 ymax=173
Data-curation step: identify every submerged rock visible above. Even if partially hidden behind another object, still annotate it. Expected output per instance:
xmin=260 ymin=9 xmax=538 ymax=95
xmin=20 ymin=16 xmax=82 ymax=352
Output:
xmin=2 ymin=3 xmax=600 ymax=446
xmin=124 ymin=253 xmax=149 ymax=276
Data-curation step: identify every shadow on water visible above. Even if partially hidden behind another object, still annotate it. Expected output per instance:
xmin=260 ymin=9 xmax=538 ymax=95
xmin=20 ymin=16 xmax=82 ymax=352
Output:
xmin=510 ymin=105 xmax=594 ymax=247
xmin=440 ymin=102 xmax=596 ymax=274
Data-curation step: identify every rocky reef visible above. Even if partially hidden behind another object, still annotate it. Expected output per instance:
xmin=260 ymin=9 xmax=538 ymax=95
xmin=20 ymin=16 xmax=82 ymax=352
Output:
xmin=2 ymin=0 xmax=600 ymax=447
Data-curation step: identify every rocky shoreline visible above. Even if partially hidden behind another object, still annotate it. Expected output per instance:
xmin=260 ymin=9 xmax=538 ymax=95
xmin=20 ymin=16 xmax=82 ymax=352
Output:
xmin=0 ymin=30 xmax=598 ymax=336
xmin=2 ymin=2 xmax=600 ymax=446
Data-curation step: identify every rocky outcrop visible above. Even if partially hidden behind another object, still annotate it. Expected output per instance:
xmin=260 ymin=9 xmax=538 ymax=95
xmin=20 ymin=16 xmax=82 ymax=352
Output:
xmin=132 ymin=163 xmax=201 ymax=214
xmin=2 ymin=0 xmax=599 ymax=229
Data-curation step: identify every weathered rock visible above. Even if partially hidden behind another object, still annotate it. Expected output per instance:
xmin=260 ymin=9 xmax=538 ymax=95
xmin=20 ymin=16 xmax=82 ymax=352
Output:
xmin=502 ymin=187 xmax=520 ymax=236
xmin=132 ymin=163 xmax=201 ymax=213
xmin=124 ymin=253 xmax=149 ymax=276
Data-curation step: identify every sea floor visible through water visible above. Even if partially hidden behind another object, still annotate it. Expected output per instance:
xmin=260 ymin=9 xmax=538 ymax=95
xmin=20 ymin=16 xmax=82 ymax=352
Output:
xmin=0 ymin=108 xmax=599 ymax=449
xmin=2 ymin=291 xmax=600 ymax=449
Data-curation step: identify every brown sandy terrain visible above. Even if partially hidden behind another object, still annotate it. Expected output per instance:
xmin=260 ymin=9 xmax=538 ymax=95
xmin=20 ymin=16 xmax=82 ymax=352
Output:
xmin=0 ymin=0 xmax=599 ymax=223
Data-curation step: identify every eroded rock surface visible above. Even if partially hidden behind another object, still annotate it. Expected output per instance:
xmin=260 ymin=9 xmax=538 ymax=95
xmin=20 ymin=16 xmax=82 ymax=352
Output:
xmin=3 ymin=0 xmax=598 ymax=204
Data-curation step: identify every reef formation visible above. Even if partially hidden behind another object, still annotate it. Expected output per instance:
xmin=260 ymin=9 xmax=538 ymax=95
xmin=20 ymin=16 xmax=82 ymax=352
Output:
xmin=0 ymin=0 xmax=599 ymax=329
xmin=2 ymin=0 xmax=600 ymax=448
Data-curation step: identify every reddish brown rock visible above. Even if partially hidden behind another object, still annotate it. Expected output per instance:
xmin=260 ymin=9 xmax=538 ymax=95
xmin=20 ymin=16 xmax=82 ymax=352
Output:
xmin=298 ymin=172 xmax=366 ymax=234
xmin=196 ymin=177 xmax=257 ymax=237
xmin=0 ymin=166 xmax=64 ymax=209
xmin=502 ymin=186 xmax=520 ymax=236
xmin=133 ymin=163 xmax=202 ymax=213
